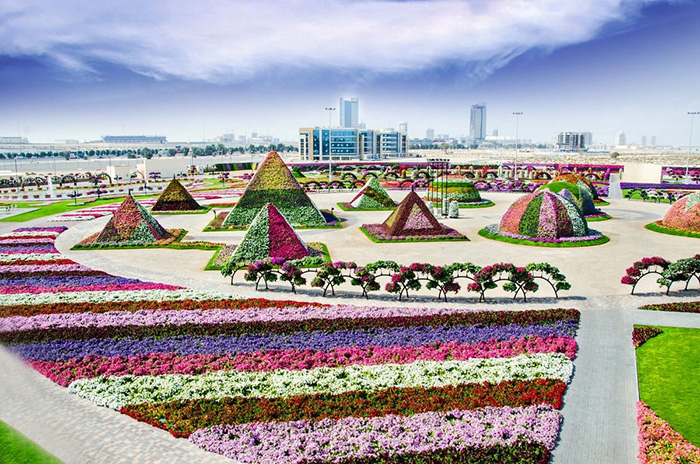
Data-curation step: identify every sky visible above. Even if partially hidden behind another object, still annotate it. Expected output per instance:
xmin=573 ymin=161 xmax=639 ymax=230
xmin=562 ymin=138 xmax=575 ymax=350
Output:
xmin=0 ymin=0 xmax=699 ymax=146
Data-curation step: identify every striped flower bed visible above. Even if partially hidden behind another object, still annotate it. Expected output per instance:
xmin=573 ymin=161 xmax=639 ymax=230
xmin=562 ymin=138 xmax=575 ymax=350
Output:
xmin=0 ymin=227 xmax=579 ymax=463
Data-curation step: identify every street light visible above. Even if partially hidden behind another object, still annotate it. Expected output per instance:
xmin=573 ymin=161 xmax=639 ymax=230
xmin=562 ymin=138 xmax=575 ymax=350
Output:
xmin=513 ymin=112 xmax=523 ymax=180
xmin=686 ymin=111 xmax=699 ymax=184
xmin=325 ymin=107 xmax=336 ymax=184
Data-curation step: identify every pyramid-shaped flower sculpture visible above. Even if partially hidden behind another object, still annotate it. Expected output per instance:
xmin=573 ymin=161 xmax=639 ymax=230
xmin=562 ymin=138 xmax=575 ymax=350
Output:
xmin=152 ymin=179 xmax=203 ymax=212
xmin=94 ymin=195 xmax=168 ymax=245
xmin=425 ymin=179 xmax=490 ymax=206
xmin=348 ymin=177 xmax=396 ymax=209
xmin=360 ymin=191 xmax=467 ymax=242
xmin=660 ymin=192 xmax=700 ymax=233
xmin=229 ymin=203 xmax=309 ymax=263
xmin=222 ymin=151 xmax=326 ymax=227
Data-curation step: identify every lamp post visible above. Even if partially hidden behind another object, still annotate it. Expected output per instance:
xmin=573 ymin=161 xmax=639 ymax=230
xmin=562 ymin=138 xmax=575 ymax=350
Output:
xmin=325 ymin=107 xmax=336 ymax=184
xmin=686 ymin=111 xmax=699 ymax=183
xmin=513 ymin=112 xmax=523 ymax=180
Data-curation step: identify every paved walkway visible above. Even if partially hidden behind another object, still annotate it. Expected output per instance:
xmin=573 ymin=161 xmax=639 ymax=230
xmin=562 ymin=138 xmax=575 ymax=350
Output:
xmin=0 ymin=192 xmax=699 ymax=463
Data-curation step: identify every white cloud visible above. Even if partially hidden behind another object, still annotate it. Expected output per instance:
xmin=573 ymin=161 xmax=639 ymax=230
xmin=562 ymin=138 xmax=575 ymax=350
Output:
xmin=0 ymin=0 xmax=669 ymax=82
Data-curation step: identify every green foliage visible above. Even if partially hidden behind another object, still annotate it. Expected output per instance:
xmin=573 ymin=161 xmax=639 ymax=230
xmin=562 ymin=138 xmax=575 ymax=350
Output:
xmin=478 ymin=227 xmax=610 ymax=248
xmin=636 ymin=326 xmax=700 ymax=446
xmin=646 ymin=221 xmax=700 ymax=239
xmin=0 ymin=420 xmax=62 ymax=464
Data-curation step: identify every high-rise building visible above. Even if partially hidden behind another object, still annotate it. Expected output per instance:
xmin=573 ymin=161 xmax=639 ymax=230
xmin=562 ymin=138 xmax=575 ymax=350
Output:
xmin=641 ymin=136 xmax=647 ymax=146
xmin=492 ymin=129 xmax=499 ymax=136
xmin=615 ymin=131 xmax=627 ymax=146
xmin=651 ymin=135 xmax=657 ymax=146
xmin=339 ymin=97 xmax=359 ymax=128
xmin=426 ymin=128 xmax=435 ymax=139
xmin=469 ymin=103 xmax=487 ymax=141
xmin=399 ymin=122 xmax=408 ymax=134
xmin=556 ymin=132 xmax=591 ymax=152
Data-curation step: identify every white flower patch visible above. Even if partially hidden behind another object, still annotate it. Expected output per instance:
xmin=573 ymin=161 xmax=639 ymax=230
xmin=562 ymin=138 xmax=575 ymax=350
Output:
xmin=68 ymin=353 xmax=573 ymax=409
xmin=0 ymin=289 xmax=242 ymax=306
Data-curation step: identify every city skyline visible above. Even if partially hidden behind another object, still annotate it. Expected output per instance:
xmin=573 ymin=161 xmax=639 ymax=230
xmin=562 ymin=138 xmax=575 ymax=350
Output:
xmin=0 ymin=0 xmax=699 ymax=146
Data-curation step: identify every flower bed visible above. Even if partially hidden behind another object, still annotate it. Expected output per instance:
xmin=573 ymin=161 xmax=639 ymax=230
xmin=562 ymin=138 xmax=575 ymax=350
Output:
xmin=637 ymin=401 xmax=700 ymax=463
xmin=633 ymin=326 xmax=663 ymax=348
xmin=0 ymin=227 xmax=579 ymax=463
xmin=646 ymin=220 xmax=700 ymax=239
xmin=360 ymin=224 xmax=468 ymax=243
xmin=639 ymin=301 xmax=700 ymax=313
xmin=479 ymin=224 xmax=609 ymax=248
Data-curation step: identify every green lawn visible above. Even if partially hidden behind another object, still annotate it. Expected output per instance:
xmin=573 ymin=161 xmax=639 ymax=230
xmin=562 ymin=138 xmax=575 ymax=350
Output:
xmin=0 ymin=195 xmax=156 ymax=223
xmin=0 ymin=420 xmax=62 ymax=464
xmin=636 ymin=326 xmax=700 ymax=446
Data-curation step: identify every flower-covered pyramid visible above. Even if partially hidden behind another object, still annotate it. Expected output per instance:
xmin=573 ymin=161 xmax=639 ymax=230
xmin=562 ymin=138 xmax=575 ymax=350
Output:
xmin=152 ymin=179 xmax=203 ymax=212
xmin=383 ymin=191 xmax=448 ymax=237
xmin=348 ymin=177 xmax=396 ymax=209
xmin=222 ymin=151 xmax=326 ymax=227
xmin=229 ymin=203 xmax=309 ymax=263
xmin=537 ymin=181 xmax=597 ymax=215
xmin=661 ymin=192 xmax=700 ymax=232
xmin=425 ymin=179 xmax=491 ymax=206
xmin=553 ymin=173 xmax=600 ymax=200
xmin=94 ymin=195 xmax=168 ymax=245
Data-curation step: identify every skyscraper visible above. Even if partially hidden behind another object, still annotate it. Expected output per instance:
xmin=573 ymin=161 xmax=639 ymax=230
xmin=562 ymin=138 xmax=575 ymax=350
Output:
xmin=399 ymin=122 xmax=408 ymax=134
xmin=469 ymin=103 xmax=487 ymax=141
xmin=641 ymin=136 xmax=647 ymax=146
xmin=651 ymin=135 xmax=657 ymax=146
xmin=426 ymin=128 xmax=435 ymax=139
xmin=340 ymin=97 xmax=359 ymax=128
xmin=615 ymin=131 xmax=627 ymax=146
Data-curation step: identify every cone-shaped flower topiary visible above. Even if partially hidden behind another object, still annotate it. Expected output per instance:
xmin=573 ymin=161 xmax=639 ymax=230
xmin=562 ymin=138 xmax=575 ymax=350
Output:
xmin=94 ymin=195 xmax=167 ymax=244
xmin=222 ymin=151 xmax=325 ymax=227
xmin=348 ymin=177 xmax=396 ymax=209
xmin=229 ymin=203 xmax=309 ymax=263
xmin=661 ymin=192 xmax=700 ymax=232
xmin=152 ymin=179 xmax=203 ymax=212
xmin=382 ymin=191 xmax=448 ymax=237
xmin=498 ymin=190 xmax=590 ymax=240
xmin=537 ymin=181 xmax=597 ymax=215
xmin=553 ymin=173 xmax=600 ymax=200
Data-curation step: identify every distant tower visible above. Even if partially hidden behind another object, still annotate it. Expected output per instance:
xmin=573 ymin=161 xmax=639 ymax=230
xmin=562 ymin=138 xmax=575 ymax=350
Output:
xmin=340 ymin=97 xmax=359 ymax=128
xmin=492 ymin=129 xmax=499 ymax=136
xmin=651 ymin=135 xmax=657 ymax=146
xmin=615 ymin=131 xmax=627 ymax=146
xmin=399 ymin=122 xmax=408 ymax=134
xmin=469 ymin=103 xmax=487 ymax=141
xmin=641 ymin=136 xmax=647 ymax=146
xmin=426 ymin=128 xmax=435 ymax=139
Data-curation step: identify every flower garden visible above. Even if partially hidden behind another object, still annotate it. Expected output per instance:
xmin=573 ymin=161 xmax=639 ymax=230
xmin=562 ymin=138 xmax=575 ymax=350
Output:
xmin=4 ymin=155 xmax=700 ymax=463
xmin=646 ymin=191 xmax=700 ymax=238
xmin=0 ymin=226 xmax=580 ymax=463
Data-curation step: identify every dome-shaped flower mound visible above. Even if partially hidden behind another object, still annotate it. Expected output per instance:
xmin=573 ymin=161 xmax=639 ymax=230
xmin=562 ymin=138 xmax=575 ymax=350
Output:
xmin=537 ymin=181 xmax=597 ymax=215
xmin=661 ymin=192 xmax=700 ymax=232
xmin=499 ymin=191 xmax=589 ymax=239
xmin=426 ymin=179 xmax=483 ymax=203
xmin=553 ymin=174 xmax=599 ymax=200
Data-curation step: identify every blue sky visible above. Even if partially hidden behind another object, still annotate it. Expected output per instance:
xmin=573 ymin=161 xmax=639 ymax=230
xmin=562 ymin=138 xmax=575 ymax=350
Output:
xmin=0 ymin=0 xmax=699 ymax=145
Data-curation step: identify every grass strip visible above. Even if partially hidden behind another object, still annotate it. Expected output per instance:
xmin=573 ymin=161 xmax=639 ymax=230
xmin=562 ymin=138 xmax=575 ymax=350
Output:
xmin=0 ymin=420 xmax=62 ymax=464
xmin=636 ymin=326 xmax=700 ymax=446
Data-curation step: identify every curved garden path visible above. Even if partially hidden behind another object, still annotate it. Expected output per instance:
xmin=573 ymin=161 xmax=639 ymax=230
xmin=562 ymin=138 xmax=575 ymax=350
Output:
xmin=0 ymin=190 xmax=699 ymax=463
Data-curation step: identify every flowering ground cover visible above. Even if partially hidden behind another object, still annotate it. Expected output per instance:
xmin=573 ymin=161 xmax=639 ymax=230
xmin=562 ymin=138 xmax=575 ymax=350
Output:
xmin=637 ymin=402 xmax=700 ymax=463
xmin=0 ymin=226 xmax=580 ymax=463
xmin=151 ymin=179 xmax=205 ymax=212
xmin=635 ymin=326 xmax=700 ymax=450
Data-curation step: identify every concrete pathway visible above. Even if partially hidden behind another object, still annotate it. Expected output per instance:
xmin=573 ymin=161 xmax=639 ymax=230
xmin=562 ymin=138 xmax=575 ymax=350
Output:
xmin=1 ymin=192 xmax=699 ymax=463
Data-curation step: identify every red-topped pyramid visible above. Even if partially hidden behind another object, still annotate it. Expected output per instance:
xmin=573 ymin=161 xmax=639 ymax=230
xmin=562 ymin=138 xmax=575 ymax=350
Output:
xmin=382 ymin=191 xmax=447 ymax=237
xmin=94 ymin=195 xmax=167 ymax=244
